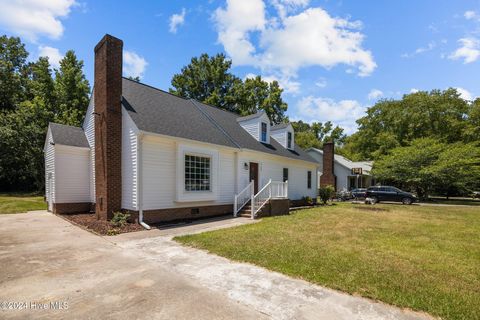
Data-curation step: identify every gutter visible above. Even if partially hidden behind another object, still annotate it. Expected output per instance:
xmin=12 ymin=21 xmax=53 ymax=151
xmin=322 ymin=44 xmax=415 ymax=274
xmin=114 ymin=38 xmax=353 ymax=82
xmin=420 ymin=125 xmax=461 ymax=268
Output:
xmin=137 ymin=132 xmax=151 ymax=230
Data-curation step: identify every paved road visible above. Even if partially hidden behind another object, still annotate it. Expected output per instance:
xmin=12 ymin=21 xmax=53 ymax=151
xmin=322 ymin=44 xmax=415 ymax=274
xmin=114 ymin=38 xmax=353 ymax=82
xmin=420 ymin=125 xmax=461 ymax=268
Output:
xmin=0 ymin=211 xmax=433 ymax=320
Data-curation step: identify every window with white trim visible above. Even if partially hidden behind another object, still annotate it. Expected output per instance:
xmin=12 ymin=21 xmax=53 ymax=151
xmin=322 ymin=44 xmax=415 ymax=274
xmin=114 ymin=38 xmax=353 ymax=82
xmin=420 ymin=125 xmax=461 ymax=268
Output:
xmin=185 ymin=154 xmax=211 ymax=191
xmin=261 ymin=122 xmax=267 ymax=142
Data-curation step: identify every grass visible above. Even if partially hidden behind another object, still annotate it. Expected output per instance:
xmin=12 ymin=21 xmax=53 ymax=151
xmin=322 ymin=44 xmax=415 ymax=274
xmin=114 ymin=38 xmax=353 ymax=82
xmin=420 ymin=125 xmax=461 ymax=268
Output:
xmin=0 ymin=193 xmax=46 ymax=214
xmin=427 ymin=196 xmax=480 ymax=206
xmin=175 ymin=203 xmax=480 ymax=320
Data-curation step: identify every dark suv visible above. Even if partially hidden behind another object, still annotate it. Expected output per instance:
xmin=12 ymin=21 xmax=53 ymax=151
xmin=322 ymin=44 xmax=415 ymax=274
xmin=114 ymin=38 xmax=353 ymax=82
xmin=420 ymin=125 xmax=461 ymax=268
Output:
xmin=366 ymin=186 xmax=417 ymax=205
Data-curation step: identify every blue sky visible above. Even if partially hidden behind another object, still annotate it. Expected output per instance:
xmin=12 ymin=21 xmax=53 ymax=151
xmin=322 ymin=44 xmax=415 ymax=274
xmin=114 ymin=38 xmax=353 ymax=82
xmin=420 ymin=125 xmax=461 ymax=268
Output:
xmin=1 ymin=0 xmax=479 ymax=133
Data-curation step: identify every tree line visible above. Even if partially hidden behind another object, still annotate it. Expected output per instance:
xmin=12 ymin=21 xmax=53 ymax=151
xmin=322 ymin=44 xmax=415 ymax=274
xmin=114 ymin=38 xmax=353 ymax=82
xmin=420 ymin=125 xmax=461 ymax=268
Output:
xmin=0 ymin=35 xmax=90 ymax=191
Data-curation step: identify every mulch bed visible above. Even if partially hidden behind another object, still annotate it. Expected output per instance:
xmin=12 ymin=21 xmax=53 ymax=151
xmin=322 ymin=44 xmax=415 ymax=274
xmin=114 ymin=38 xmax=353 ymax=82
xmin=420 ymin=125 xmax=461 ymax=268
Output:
xmin=60 ymin=213 xmax=144 ymax=236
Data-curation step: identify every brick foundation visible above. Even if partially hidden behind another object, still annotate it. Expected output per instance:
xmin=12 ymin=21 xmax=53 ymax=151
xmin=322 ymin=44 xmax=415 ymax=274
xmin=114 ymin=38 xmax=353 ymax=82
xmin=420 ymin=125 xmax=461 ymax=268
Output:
xmin=126 ymin=204 xmax=234 ymax=224
xmin=257 ymin=199 xmax=290 ymax=218
xmin=53 ymin=203 xmax=92 ymax=214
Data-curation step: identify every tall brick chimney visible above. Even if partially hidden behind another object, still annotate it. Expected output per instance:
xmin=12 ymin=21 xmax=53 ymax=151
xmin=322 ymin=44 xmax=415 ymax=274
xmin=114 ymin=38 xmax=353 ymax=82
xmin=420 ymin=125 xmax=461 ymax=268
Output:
xmin=320 ymin=141 xmax=336 ymax=190
xmin=94 ymin=34 xmax=123 ymax=220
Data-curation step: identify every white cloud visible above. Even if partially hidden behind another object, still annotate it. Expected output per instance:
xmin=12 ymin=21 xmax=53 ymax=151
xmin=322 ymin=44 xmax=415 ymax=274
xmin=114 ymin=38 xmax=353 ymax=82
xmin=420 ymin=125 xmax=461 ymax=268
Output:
xmin=38 ymin=46 xmax=63 ymax=68
xmin=296 ymin=96 xmax=366 ymax=134
xmin=401 ymin=41 xmax=436 ymax=58
xmin=410 ymin=88 xmax=419 ymax=93
xmin=123 ymin=50 xmax=148 ymax=79
xmin=455 ymin=87 xmax=473 ymax=101
xmin=315 ymin=78 xmax=327 ymax=88
xmin=213 ymin=0 xmax=376 ymax=82
xmin=464 ymin=10 xmax=477 ymax=20
xmin=367 ymin=89 xmax=383 ymax=100
xmin=449 ymin=37 xmax=480 ymax=63
xmin=169 ymin=8 xmax=186 ymax=34
xmin=244 ymin=72 xmax=300 ymax=94
xmin=0 ymin=0 xmax=76 ymax=41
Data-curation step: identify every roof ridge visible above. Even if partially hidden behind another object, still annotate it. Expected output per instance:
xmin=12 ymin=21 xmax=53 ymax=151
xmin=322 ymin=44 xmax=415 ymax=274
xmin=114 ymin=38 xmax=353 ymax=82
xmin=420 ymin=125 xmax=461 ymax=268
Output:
xmin=122 ymin=77 xmax=192 ymax=102
xmin=189 ymin=99 xmax=242 ymax=149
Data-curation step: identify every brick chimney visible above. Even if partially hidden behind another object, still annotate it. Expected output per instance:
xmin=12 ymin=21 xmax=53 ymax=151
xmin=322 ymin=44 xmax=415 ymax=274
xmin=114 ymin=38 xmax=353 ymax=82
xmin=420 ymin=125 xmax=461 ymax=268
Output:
xmin=320 ymin=141 xmax=336 ymax=190
xmin=94 ymin=34 xmax=123 ymax=220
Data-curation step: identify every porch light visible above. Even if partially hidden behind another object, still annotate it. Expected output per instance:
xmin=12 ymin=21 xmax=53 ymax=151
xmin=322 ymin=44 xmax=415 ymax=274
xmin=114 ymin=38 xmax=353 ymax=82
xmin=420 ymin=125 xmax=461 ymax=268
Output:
xmin=244 ymin=162 xmax=249 ymax=170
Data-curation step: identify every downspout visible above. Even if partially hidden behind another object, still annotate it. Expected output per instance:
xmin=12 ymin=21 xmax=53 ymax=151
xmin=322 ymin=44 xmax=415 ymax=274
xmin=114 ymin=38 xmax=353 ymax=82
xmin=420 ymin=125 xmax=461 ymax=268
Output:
xmin=137 ymin=133 xmax=151 ymax=230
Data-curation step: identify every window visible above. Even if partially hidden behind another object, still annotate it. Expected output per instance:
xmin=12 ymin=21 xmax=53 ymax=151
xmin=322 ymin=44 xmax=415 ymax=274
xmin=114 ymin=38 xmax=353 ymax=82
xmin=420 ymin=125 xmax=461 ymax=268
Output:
xmin=287 ymin=132 xmax=292 ymax=149
xmin=261 ymin=122 xmax=267 ymax=142
xmin=307 ymin=171 xmax=312 ymax=189
xmin=185 ymin=154 xmax=211 ymax=191
xmin=283 ymin=168 xmax=288 ymax=182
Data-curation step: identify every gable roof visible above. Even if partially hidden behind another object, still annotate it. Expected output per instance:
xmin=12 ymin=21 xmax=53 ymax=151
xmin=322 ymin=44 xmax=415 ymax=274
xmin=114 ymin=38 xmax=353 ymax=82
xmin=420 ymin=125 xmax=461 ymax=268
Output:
xmin=307 ymin=148 xmax=372 ymax=173
xmin=236 ymin=111 xmax=266 ymax=122
xmin=271 ymin=123 xmax=291 ymax=131
xmin=121 ymin=78 xmax=316 ymax=163
xmin=49 ymin=123 xmax=89 ymax=148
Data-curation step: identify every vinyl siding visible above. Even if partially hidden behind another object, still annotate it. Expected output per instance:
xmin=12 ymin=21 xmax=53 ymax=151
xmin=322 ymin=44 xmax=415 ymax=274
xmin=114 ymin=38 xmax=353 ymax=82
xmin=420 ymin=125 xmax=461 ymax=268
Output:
xmin=238 ymin=113 xmax=271 ymax=143
xmin=238 ymin=151 xmax=317 ymax=200
xmin=45 ymin=129 xmax=55 ymax=205
xmin=122 ymin=109 xmax=138 ymax=210
xmin=54 ymin=145 xmax=90 ymax=203
xmin=83 ymin=98 xmax=95 ymax=202
xmin=271 ymin=125 xmax=294 ymax=150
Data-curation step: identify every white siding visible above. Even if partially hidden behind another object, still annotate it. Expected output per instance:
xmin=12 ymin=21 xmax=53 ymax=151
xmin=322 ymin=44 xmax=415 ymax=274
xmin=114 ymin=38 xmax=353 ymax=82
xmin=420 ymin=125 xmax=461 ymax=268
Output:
xmin=141 ymin=135 xmax=237 ymax=210
xmin=308 ymin=149 xmax=349 ymax=191
xmin=239 ymin=118 xmax=260 ymax=141
xmin=237 ymin=151 xmax=317 ymax=200
xmin=271 ymin=124 xmax=294 ymax=149
xmin=44 ymin=129 xmax=55 ymax=206
xmin=122 ymin=109 xmax=139 ymax=210
xmin=54 ymin=145 xmax=90 ymax=203
xmin=83 ymin=98 xmax=95 ymax=202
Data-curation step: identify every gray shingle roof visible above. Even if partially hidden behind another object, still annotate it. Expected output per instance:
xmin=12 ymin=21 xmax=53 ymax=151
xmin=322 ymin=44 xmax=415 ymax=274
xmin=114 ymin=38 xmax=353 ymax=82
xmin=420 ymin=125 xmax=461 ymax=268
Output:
xmin=236 ymin=111 xmax=265 ymax=122
xmin=307 ymin=148 xmax=372 ymax=173
xmin=121 ymin=78 xmax=316 ymax=163
xmin=271 ymin=123 xmax=289 ymax=131
xmin=49 ymin=123 xmax=89 ymax=148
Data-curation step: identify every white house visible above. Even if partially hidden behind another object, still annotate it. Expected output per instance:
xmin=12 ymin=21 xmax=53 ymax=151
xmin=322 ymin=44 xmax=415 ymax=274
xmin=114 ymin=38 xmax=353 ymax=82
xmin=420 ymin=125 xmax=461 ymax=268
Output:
xmin=44 ymin=34 xmax=318 ymax=226
xmin=307 ymin=145 xmax=374 ymax=192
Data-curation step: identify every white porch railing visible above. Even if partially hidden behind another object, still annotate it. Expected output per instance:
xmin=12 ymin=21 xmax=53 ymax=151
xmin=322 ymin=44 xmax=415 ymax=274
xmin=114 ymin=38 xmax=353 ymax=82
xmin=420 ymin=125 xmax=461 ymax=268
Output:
xmin=250 ymin=180 xmax=288 ymax=219
xmin=234 ymin=181 xmax=254 ymax=217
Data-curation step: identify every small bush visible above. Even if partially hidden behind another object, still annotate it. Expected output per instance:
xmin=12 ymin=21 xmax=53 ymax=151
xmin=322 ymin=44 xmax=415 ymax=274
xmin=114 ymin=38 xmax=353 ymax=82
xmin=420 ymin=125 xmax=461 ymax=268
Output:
xmin=302 ymin=196 xmax=314 ymax=205
xmin=106 ymin=229 xmax=120 ymax=236
xmin=111 ymin=212 xmax=130 ymax=227
xmin=318 ymin=185 xmax=335 ymax=204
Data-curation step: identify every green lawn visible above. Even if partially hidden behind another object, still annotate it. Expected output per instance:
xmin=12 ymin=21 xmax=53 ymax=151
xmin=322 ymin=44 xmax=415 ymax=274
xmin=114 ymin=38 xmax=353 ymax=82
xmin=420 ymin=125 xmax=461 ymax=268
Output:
xmin=176 ymin=203 xmax=480 ymax=320
xmin=0 ymin=193 xmax=46 ymax=214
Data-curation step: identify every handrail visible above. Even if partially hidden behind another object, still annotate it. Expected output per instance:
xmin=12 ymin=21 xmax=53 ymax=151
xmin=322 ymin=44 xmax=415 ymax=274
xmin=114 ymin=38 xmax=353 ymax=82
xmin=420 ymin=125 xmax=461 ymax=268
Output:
xmin=234 ymin=181 xmax=253 ymax=217
xmin=251 ymin=180 xmax=288 ymax=219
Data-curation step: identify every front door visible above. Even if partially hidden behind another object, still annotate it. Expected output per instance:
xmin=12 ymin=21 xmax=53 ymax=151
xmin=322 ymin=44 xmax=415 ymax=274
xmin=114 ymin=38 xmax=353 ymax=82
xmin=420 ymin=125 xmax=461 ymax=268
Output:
xmin=249 ymin=162 xmax=259 ymax=194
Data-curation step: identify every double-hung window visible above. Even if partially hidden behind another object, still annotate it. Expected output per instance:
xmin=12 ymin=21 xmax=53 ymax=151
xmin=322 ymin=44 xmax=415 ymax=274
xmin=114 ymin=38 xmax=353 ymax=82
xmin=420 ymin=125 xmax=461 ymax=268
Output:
xmin=283 ymin=168 xmax=288 ymax=182
xmin=307 ymin=171 xmax=312 ymax=189
xmin=185 ymin=154 xmax=211 ymax=191
xmin=261 ymin=122 xmax=267 ymax=142
xmin=287 ymin=132 xmax=292 ymax=149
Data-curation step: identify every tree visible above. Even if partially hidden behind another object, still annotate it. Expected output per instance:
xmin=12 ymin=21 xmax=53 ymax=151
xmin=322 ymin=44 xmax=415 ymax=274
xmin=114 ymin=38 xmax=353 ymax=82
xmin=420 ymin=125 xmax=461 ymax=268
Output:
xmin=54 ymin=50 xmax=90 ymax=126
xmin=0 ymin=99 xmax=53 ymax=191
xmin=371 ymin=138 xmax=480 ymax=199
xmin=234 ymin=75 xmax=287 ymax=123
xmin=291 ymin=120 xmax=346 ymax=149
xmin=30 ymin=57 xmax=56 ymax=112
xmin=0 ymin=35 xmax=29 ymax=110
xmin=170 ymin=53 xmax=241 ymax=112
xmin=170 ymin=53 xmax=288 ymax=123
xmin=345 ymin=89 xmax=472 ymax=160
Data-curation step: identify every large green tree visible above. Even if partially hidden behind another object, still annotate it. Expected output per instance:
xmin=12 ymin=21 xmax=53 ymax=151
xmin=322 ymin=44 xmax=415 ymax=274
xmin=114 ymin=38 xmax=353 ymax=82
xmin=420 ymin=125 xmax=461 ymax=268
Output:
xmin=54 ymin=50 xmax=90 ymax=126
xmin=372 ymin=138 xmax=480 ymax=198
xmin=345 ymin=89 xmax=473 ymax=160
xmin=291 ymin=120 xmax=346 ymax=150
xmin=0 ymin=35 xmax=30 ymax=110
xmin=170 ymin=53 xmax=288 ymax=123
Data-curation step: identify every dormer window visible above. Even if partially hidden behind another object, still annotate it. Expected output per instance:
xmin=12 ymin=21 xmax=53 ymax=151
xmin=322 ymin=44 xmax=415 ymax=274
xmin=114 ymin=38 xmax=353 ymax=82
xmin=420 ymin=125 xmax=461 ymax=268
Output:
xmin=287 ymin=132 xmax=292 ymax=149
xmin=271 ymin=123 xmax=294 ymax=149
xmin=261 ymin=122 xmax=267 ymax=142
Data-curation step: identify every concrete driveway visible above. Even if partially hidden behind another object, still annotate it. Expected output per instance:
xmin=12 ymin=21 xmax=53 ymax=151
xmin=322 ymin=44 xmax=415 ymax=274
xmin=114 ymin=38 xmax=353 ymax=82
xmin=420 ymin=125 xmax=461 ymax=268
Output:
xmin=0 ymin=211 xmax=432 ymax=320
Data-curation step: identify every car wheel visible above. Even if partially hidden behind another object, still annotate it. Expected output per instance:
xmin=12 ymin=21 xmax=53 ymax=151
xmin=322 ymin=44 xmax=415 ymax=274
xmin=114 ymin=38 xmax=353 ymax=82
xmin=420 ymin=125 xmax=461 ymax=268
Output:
xmin=402 ymin=197 xmax=412 ymax=205
xmin=370 ymin=196 xmax=378 ymax=204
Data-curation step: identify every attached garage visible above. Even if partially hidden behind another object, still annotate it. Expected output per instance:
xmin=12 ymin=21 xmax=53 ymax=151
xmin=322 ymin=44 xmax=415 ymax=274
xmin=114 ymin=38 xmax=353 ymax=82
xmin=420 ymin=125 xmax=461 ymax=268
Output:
xmin=44 ymin=123 xmax=92 ymax=214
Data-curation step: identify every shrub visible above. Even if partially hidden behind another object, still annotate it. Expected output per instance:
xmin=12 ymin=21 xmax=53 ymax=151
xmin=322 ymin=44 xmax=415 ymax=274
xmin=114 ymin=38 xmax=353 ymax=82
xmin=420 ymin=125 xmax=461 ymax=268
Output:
xmin=111 ymin=212 xmax=130 ymax=227
xmin=302 ymin=196 xmax=314 ymax=205
xmin=318 ymin=185 xmax=335 ymax=204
